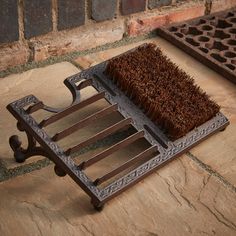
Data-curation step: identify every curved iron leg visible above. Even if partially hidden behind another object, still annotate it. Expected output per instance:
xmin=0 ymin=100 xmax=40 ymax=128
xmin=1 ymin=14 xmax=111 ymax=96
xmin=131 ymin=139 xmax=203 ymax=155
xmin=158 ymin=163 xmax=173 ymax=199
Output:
xmin=9 ymin=135 xmax=26 ymax=163
xmin=9 ymin=134 xmax=50 ymax=163
xmin=10 ymin=122 xmax=67 ymax=178
xmin=9 ymin=122 xmax=50 ymax=163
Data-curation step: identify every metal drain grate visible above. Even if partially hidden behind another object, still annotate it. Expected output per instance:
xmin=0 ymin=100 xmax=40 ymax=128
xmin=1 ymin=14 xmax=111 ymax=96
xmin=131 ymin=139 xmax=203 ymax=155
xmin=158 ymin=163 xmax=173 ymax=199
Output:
xmin=7 ymin=44 xmax=229 ymax=211
xmin=158 ymin=8 xmax=236 ymax=84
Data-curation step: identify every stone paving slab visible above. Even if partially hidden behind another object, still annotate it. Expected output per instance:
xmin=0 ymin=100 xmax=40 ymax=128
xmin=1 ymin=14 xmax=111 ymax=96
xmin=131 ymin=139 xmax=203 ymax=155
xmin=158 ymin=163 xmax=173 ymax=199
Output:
xmin=74 ymin=37 xmax=236 ymax=187
xmin=0 ymin=154 xmax=235 ymax=236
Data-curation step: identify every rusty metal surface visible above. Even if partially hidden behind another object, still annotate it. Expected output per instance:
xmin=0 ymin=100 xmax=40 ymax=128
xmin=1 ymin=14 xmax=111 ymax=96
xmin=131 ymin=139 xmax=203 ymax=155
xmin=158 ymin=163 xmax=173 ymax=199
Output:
xmin=158 ymin=9 xmax=236 ymax=84
xmin=7 ymin=44 xmax=229 ymax=211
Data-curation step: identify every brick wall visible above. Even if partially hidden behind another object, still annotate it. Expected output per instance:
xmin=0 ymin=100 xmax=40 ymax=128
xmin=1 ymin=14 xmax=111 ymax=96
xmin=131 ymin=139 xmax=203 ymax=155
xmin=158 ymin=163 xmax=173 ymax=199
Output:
xmin=0 ymin=0 xmax=236 ymax=71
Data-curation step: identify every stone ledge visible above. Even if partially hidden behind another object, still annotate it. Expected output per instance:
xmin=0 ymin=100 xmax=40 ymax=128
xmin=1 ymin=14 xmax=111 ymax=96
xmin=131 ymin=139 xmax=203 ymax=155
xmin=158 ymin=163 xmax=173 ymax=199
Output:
xmin=30 ymin=19 xmax=125 ymax=62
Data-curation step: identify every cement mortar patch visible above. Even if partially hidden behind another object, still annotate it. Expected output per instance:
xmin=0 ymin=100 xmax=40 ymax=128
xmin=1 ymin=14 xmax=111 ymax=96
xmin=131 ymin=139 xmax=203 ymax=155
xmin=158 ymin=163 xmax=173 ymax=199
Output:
xmin=30 ymin=19 xmax=125 ymax=61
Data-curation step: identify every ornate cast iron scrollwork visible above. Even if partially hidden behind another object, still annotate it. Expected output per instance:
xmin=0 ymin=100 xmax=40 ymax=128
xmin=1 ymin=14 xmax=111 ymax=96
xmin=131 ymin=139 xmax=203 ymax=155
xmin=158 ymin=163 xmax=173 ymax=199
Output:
xmin=9 ymin=122 xmax=50 ymax=163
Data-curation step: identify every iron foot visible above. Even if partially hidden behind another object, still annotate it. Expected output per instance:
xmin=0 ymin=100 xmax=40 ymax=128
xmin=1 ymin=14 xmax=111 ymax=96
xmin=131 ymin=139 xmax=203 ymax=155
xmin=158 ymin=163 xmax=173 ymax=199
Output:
xmin=220 ymin=127 xmax=227 ymax=132
xmin=9 ymin=135 xmax=26 ymax=163
xmin=54 ymin=165 xmax=67 ymax=177
xmin=91 ymin=199 xmax=104 ymax=212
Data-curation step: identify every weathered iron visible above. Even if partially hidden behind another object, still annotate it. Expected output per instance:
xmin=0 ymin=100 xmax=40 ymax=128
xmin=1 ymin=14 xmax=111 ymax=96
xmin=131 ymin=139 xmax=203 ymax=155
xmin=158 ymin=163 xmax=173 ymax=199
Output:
xmin=7 ymin=44 xmax=229 ymax=211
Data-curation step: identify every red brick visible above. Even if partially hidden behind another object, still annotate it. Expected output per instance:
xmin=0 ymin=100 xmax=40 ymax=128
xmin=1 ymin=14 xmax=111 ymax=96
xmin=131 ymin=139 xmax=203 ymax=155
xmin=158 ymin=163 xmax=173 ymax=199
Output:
xmin=24 ymin=0 xmax=52 ymax=39
xmin=58 ymin=0 xmax=85 ymax=30
xmin=211 ymin=0 xmax=236 ymax=13
xmin=167 ymin=5 xmax=205 ymax=24
xmin=128 ymin=15 xmax=167 ymax=36
xmin=127 ymin=3 xmax=205 ymax=36
xmin=121 ymin=0 xmax=146 ymax=15
xmin=92 ymin=0 xmax=117 ymax=22
xmin=148 ymin=0 xmax=172 ymax=10
xmin=0 ymin=0 xmax=19 ymax=43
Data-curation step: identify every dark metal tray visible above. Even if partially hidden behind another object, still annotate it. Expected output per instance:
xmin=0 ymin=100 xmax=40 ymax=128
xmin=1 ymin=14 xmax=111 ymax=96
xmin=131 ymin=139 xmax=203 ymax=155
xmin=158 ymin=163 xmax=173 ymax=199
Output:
xmin=7 ymin=44 xmax=229 ymax=211
xmin=158 ymin=8 xmax=236 ymax=84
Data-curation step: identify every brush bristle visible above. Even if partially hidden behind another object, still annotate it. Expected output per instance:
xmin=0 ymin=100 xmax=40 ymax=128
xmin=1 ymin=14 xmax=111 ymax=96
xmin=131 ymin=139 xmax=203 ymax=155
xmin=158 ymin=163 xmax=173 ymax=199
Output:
xmin=105 ymin=44 xmax=220 ymax=140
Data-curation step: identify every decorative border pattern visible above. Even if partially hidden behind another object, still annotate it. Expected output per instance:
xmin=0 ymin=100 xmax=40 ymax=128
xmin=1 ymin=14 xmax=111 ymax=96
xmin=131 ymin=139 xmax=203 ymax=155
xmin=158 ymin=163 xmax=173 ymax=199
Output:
xmin=99 ymin=113 xmax=228 ymax=199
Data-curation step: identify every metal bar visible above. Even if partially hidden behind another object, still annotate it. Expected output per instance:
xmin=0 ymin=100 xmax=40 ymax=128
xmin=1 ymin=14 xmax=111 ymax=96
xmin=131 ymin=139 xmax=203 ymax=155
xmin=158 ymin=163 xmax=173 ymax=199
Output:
xmin=79 ymin=130 xmax=145 ymax=169
xmin=65 ymin=118 xmax=132 ymax=155
xmin=26 ymin=101 xmax=44 ymax=114
xmin=94 ymin=145 xmax=158 ymax=186
xmin=143 ymin=125 xmax=168 ymax=149
xmin=76 ymin=78 xmax=93 ymax=90
xmin=52 ymin=104 xmax=118 ymax=142
xmin=39 ymin=92 xmax=105 ymax=127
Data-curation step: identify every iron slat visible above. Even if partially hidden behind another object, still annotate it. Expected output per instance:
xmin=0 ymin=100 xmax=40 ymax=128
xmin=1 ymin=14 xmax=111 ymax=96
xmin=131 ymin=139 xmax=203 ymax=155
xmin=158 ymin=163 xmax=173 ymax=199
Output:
xmin=76 ymin=78 xmax=93 ymax=90
xmin=79 ymin=130 xmax=145 ymax=169
xmin=52 ymin=104 xmax=118 ymax=141
xmin=65 ymin=118 xmax=132 ymax=155
xmin=39 ymin=92 xmax=105 ymax=127
xmin=94 ymin=145 xmax=158 ymax=186
xmin=26 ymin=101 xmax=44 ymax=114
